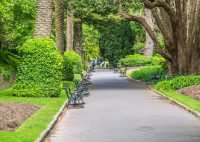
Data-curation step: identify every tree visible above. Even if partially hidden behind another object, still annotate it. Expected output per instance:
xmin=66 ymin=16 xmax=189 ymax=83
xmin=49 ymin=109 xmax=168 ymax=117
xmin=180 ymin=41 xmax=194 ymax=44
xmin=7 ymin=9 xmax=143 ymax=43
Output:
xmin=83 ymin=24 xmax=100 ymax=61
xmin=144 ymin=8 xmax=154 ymax=57
xmin=63 ymin=0 xmax=120 ymax=56
xmin=54 ymin=0 xmax=65 ymax=53
xmin=0 ymin=0 xmax=36 ymax=46
xmin=74 ymin=19 xmax=83 ymax=56
xmin=66 ymin=12 xmax=74 ymax=51
xmin=34 ymin=0 xmax=53 ymax=38
xmin=99 ymin=21 xmax=134 ymax=67
xmin=120 ymin=0 xmax=200 ymax=75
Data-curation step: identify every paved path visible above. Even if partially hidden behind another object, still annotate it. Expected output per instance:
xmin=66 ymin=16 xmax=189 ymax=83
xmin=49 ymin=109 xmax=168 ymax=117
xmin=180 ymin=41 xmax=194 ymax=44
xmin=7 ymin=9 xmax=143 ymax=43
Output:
xmin=45 ymin=70 xmax=200 ymax=142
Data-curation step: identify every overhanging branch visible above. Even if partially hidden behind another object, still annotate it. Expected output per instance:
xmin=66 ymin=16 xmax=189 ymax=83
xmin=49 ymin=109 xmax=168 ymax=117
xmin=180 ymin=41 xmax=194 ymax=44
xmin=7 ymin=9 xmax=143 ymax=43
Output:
xmin=119 ymin=12 xmax=172 ymax=61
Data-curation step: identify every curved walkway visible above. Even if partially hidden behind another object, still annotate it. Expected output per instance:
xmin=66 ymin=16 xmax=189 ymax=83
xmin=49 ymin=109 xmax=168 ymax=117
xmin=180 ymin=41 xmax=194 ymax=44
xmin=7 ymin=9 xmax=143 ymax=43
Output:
xmin=45 ymin=70 xmax=200 ymax=142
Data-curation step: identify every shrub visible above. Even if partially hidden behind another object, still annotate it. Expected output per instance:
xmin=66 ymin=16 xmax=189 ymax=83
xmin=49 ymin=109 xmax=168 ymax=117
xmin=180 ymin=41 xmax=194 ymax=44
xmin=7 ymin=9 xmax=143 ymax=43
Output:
xmin=63 ymin=51 xmax=83 ymax=81
xmin=151 ymin=54 xmax=166 ymax=65
xmin=119 ymin=54 xmax=166 ymax=67
xmin=74 ymin=74 xmax=82 ymax=85
xmin=119 ymin=54 xmax=151 ymax=67
xmin=63 ymin=81 xmax=75 ymax=96
xmin=130 ymin=65 xmax=166 ymax=82
xmin=0 ymin=64 xmax=15 ymax=81
xmin=132 ymin=42 xmax=145 ymax=53
xmin=155 ymin=75 xmax=200 ymax=91
xmin=63 ymin=55 xmax=74 ymax=81
xmin=13 ymin=38 xmax=63 ymax=97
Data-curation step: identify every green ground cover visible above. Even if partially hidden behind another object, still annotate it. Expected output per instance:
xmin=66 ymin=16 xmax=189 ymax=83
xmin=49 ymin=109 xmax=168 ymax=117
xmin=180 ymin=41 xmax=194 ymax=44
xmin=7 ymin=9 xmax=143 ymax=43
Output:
xmin=155 ymin=89 xmax=200 ymax=113
xmin=0 ymin=88 xmax=67 ymax=142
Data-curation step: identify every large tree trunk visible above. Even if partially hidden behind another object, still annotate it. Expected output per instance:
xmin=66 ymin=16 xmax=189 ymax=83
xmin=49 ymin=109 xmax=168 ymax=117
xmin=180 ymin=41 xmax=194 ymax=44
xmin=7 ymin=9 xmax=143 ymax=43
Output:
xmin=66 ymin=11 xmax=74 ymax=51
xmin=144 ymin=9 xmax=154 ymax=57
xmin=34 ymin=0 xmax=53 ymax=38
xmin=54 ymin=0 xmax=65 ymax=54
xmin=120 ymin=0 xmax=200 ymax=75
xmin=74 ymin=19 xmax=83 ymax=56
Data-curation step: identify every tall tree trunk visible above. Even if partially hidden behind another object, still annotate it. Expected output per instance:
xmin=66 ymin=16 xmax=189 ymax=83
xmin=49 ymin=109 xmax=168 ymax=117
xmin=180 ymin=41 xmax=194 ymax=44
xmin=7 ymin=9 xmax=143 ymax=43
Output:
xmin=74 ymin=19 xmax=83 ymax=56
xmin=66 ymin=11 xmax=74 ymax=51
xmin=34 ymin=0 xmax=53 ymax=38
xmin=54 ymin=0 xmax=65 ymax=54
xmin=144 ymin=9 xmax=154 ymax=57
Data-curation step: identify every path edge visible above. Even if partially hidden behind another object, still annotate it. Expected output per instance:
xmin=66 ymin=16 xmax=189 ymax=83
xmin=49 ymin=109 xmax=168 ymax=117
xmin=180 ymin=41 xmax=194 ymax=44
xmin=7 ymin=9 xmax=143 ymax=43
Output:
xmin=35 ymin=99 xmax=68 ymax=142
xmin=150 ymin=88 xmax=200 ymax=119
xmin=126 ymin=71 xmax=200 ymax=119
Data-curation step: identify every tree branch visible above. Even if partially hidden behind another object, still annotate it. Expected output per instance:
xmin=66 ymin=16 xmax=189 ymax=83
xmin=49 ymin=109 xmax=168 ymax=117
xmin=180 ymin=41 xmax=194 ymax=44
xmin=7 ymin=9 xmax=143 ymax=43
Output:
xmin=119 ymin=12 xmax=172 ymax=61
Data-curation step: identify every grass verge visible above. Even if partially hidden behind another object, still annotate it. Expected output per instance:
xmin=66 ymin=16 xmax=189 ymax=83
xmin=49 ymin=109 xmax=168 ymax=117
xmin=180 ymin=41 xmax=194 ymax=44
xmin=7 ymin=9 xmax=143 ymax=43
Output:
xmin=155 ymin=89 xmax=200 ymax=113
xmin=0 ymin=88 xmax=68 ymax=142
xmin=129 ymin=67 xmax=200 ymax=115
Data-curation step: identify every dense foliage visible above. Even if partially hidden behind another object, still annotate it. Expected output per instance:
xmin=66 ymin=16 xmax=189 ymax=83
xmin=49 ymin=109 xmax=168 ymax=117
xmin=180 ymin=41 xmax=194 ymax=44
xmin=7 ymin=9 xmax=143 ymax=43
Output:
xmin=63 ymin=81 xmax=76 ymax=96
xmin=0 ymin=0 xmax=35 ymax=77
xmin=63 ymin=51 xmax=83 ymax=81
xmin=0 ymin=0 xmax=36 ymax=46
xmin=83 ymin=24 xmax=100 ymax=61
xmin=0 ymin=64 xmax=15 ymax=81
xmin=155 ymin=76 xmax=200 ymax=91
xmin=99 ymin=21 xmax=134 ymax=67
xmin=130 ymin=65 xmax=166 ymax=82
xmin=119 ymin=54 xmax=165 ymax=67
xmin=13 ymin=38 xmax=63 ymax=97
xmin=69 ymin=0 xmax=118 ymax=17
xmin=119 ymin=54 xmax=151 ymax=67
xmin=132 ymin=42 xmax=144 ymax=53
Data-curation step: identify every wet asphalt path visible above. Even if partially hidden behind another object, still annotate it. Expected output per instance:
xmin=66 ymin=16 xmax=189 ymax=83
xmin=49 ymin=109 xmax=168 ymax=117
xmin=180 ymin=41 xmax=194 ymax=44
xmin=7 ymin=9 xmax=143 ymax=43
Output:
xmin=45 ymin=69 xmax=200 ymax=142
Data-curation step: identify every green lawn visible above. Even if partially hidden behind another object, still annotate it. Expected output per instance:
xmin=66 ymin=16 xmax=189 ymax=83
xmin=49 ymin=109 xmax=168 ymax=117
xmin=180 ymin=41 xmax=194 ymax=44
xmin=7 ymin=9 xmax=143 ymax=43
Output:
xmin=156 ymin=89 xmax=200 ymax=113
xmin=0 ymin=88 xmax=67 ymax=142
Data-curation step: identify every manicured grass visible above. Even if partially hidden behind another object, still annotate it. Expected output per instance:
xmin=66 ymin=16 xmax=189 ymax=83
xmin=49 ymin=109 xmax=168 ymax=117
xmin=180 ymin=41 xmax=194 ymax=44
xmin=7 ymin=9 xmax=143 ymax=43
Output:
xmin=154 ymin=75 xmax=200 ymax=113
xmin=0 ymin=88 xmax=68 ymax=142
xmin=156 ymin=89 xmax=200 ymax=113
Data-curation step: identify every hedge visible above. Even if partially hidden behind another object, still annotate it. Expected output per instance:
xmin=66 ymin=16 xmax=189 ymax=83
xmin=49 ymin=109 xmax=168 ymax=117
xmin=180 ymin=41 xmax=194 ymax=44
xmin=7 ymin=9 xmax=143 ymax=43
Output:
xmin=155 ymin=75 xmax=200 ymax=91
xmin=13 ymin=38 xmax=63 ymax=97
xmin=63 ymin=51 xmax=83 ymax=81
xmin=130 ymin=65 xmax=166 ymax=82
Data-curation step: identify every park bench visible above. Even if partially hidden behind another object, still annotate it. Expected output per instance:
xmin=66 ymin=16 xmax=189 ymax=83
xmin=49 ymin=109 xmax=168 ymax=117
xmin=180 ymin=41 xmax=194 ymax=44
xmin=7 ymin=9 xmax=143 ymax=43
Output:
xmin=120 ymin=67 xmax=127 ymax=77
xmin=68 ymin=73 xmax=92 ymax=107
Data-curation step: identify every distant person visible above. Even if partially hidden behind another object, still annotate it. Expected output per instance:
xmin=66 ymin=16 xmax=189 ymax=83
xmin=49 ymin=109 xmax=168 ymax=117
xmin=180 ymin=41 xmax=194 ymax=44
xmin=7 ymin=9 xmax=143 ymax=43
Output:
xmin=91 ymin=60 xmax=96 ymax=71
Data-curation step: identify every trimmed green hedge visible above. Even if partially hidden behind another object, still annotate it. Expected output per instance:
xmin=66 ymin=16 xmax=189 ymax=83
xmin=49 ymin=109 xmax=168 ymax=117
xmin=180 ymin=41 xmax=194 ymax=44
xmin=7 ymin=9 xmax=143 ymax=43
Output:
xmin=119 ymin=54 xmax=165 ymax=67
xmin=13 ymin=38 xmax=63 ymax=97
xmin=63 ymin=51 xmax=83 ymax=81
xmin=151 ymin=55 xmax=166 ymax=65
xmin=130 ymin=65 xmax=166 ymax=82
xmin=155 ymin=75 xmax=200 ymax=90
xmin=119 ymin=54 xmax=151 ymax=67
